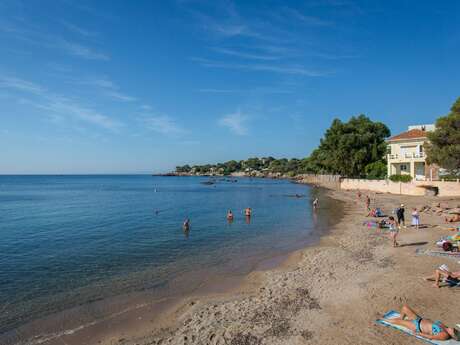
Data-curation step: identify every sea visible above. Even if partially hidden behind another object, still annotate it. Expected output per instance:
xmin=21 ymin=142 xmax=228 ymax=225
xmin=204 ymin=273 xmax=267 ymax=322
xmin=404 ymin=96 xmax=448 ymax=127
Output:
xmin=0 ymin=175 xmax=342 ymax=344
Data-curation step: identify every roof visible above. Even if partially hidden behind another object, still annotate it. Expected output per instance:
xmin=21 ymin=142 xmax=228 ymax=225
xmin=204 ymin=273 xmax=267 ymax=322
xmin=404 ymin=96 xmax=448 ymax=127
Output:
xmin=387 ymin=129 xmax=429 ymax=142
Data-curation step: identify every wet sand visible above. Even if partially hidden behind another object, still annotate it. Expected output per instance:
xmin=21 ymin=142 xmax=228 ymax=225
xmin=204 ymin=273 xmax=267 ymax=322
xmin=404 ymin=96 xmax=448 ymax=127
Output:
xmin=9 ymin=189 xmax=460 ymax=345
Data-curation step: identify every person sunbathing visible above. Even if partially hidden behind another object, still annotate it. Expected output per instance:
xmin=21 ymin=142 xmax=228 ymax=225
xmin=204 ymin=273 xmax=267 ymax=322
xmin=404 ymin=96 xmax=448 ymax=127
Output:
xmin=386 ymin=304 xmax=457 ymax=340
xmin=446 ymin=214 xmax=460 ymax=223
xmin=424 ymin=265 xmax=460 ymax=288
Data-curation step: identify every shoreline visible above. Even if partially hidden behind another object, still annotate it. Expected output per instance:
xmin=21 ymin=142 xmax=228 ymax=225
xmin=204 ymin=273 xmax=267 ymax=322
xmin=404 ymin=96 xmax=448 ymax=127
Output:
xmin=6 ymin=185 xmax=460 ymax=345
xmin=2 ymin=183 xmax=341 ymax=345
xmin=118 ymin=187 xmax=460 ymax=345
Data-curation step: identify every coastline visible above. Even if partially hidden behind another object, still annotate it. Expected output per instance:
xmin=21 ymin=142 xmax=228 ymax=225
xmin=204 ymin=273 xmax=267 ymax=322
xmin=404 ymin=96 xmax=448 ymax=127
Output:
xmin=2 ymin=180 xmax=340 ymax=345
xmin=7 ymin=184 xmax=460 ymax=345
xmin=114 ymin=187 xmax=460 ymax=345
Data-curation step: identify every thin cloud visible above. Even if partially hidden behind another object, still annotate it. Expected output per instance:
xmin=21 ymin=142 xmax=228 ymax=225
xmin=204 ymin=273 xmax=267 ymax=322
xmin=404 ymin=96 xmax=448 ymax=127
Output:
xmin=0 ymin=19 xmax=109 ymax=61
xmin=59 ymin=40 xmax=109 ymax=60
xmin=143 ymin=115 xmax=184 ymax=135
xmin=198 ymin=88 xmax=241 ymax=93
xmin=212 ymin=47 xmax=281 ymax=61
xmin=192 ymin=58 xmax=329 ymax=77
xmin=0 ymin=76 xmax=44 ymax=94
xmin=282 ymin=7 xmax=333 ymax=26
xmin=219 ymin=110 xmax=248 ymax=135
xmin=60 ymin=20 xmax=98 ymax=37
xmin=198 ymin=87 xmax=292 ymax=94
xmin=81 ymin=77 xmax=136 ymax=102
xmin=0 ymin=75 xmax=122 ymax=131
xmin=37 ymin=95 xmax=122 ymax=130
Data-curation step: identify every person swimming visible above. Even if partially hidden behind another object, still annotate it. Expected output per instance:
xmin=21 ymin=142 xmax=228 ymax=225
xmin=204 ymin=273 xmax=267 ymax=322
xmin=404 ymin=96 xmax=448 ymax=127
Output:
xmin=183 ymin=218 xmax=190 ymax=231
xmin=244 ymin=207 xmax=252 ymax=217
xmin=227 ymin=210 xmax=234 ymax=221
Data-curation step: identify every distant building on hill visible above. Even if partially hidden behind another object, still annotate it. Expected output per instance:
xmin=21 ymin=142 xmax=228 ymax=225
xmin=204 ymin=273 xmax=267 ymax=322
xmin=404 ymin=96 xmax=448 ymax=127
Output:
xmin=386 ymin=124 xmax=438 ymax=181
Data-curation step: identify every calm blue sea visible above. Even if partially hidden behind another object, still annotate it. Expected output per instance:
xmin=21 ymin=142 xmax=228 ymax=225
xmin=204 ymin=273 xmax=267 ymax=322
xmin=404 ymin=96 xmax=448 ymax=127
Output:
xmin=0 ymin=175 xmax=339 ymax=338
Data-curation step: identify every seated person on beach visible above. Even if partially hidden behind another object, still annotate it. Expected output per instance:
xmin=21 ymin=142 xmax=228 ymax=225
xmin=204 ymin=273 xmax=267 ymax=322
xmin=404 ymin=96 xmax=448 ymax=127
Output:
xmin=424 ymin=265 xmax=460 ymax=288
xmin=367 ymin=208 xmax=384 ymax=217
xmin=386 ymin=304 xmax=457 ymax=340
xmin=446 ymin=214 xmax=460 ymax=223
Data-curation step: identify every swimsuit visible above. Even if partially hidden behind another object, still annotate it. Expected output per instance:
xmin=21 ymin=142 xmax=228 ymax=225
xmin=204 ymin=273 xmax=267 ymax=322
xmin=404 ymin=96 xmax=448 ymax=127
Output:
xmin=413 ymin=318 xmax=443 ymax=335
xmin=432 ymin=321 xmax=443 ymax=335
xmin=413 ymin=317 xmax=422 ymax=333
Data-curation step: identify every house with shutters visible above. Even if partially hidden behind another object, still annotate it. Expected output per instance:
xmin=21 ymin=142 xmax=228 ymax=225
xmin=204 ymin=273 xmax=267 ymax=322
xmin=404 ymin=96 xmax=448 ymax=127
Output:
xmin=386 ymin=124 xmax=438 ymax=181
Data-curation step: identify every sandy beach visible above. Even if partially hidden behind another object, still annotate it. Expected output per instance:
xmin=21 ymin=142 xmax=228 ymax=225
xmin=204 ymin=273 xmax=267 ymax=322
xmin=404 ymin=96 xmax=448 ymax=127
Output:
xmin=22 ymin=187 xmax=460 ymax=345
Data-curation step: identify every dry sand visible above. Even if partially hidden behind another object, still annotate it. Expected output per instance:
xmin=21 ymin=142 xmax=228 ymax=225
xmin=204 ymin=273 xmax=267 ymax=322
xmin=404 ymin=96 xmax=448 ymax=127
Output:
xmin=42 ymin=189 xmax=460 ymax=345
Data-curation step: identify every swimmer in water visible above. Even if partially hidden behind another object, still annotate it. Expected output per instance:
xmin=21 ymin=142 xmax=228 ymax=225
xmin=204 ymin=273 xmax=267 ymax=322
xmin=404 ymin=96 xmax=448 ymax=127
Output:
xmin=244 ymin=207 xmax=252 ymax=217
xmin=227 ymin=210 xmax=234 ymax=221
xmin=183 ymin=218 xmax=190 ymax=231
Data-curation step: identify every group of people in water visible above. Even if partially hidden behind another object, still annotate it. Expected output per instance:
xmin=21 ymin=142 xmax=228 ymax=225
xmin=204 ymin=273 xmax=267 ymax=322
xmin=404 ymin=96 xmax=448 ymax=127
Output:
xmin=226 ymin=208 xmax=252 ymax=223
xmin=182 ymin=208 xmax=253 ymax=232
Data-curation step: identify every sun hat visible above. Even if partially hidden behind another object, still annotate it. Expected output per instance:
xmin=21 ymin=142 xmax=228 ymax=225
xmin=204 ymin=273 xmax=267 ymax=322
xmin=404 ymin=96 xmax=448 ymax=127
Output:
xmin=401 ymin=204 xmax=405 ymax=207
xmin=439 ymin=264 xmax=449 ymax=272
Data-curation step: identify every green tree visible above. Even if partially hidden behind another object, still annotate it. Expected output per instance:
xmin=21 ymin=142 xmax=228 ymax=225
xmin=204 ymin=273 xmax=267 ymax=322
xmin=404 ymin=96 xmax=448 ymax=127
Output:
xmin=307 ymin=115 xmax=390 ymax=177
xmin=426 ymin=97 xmax=460 ymax=172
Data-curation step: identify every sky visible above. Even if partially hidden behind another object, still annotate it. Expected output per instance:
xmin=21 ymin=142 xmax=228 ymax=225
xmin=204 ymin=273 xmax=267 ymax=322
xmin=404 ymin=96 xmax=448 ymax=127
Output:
xmin=0 ymin=0 xmax=459 ymax=174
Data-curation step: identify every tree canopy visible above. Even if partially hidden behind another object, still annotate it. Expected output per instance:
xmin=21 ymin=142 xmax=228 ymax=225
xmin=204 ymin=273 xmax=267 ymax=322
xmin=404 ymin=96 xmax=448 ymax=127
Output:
xmin=306 ymin=115 xmax=390 ymax=177
xmin=175 ymin=115 xmax=390 ymax=178
xmin=426 ymin=97 xmax=460 ymax=172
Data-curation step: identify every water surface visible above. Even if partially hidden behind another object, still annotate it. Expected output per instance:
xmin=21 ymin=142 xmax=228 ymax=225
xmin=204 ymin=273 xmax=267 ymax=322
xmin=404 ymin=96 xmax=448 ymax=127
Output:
xmin=0 ymin=175 xmax=340 ymax=342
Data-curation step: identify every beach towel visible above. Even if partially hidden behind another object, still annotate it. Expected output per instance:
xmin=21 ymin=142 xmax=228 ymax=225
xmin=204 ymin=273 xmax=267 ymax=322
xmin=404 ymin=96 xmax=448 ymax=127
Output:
xmin=416 ymin=248 xmax=460 ymax=262
xmin=376 ymin=310 xmax=460 ymax=344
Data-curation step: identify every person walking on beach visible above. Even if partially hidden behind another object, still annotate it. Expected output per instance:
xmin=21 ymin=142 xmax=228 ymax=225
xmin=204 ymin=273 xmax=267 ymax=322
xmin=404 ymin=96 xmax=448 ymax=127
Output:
xmin=313 ymin=198 xmax=319 ymax=210
xmin=396 ymin=204 xmax=406 ymax=228
xmin=365 ymin=195 xmax=371 ymax=211
xmin=412 ymin=207 xmax=420 ymax=230
xmin=388 ymin=216 xmax=399 ymax=247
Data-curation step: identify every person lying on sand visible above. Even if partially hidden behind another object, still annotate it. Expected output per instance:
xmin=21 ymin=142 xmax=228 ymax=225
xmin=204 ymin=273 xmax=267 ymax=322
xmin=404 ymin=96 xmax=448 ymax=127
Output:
xmin=424 ymin=264 xmax=460 ymax=288
xmin=446 ymin=214 xmax=460 ymax=223
xmin=386 ymin=304 xmax=458 ymax=340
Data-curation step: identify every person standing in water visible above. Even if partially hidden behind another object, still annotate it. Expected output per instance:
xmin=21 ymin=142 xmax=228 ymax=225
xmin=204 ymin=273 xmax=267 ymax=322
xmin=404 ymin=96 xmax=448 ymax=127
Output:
xmin=313 ymin=198 xmax=319 ymax=210
xmin=244 ymin=208 xmax=252 ymax=224
xmin=226 ymin=210 xmax=234 ymax=222
xmin=183 ymin=218 xmax=190 ymax=231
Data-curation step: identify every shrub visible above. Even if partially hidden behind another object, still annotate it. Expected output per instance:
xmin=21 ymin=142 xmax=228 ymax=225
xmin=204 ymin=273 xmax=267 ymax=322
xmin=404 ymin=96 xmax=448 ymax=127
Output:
xmin=389 ymin=174 xmax=412 ymax=183
xmin=365 ymin=161 xmax=387 ymax=179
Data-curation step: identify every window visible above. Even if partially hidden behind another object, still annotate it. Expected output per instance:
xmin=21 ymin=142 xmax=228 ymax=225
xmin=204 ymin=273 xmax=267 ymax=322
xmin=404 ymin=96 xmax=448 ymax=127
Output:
xmin=400 ymin=164 xmax=407 ymax=171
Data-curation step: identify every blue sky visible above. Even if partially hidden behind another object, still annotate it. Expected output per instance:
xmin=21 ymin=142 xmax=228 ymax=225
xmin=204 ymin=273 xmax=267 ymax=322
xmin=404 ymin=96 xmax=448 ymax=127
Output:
xmin=0 ymin=0 xmax=459 ymax=174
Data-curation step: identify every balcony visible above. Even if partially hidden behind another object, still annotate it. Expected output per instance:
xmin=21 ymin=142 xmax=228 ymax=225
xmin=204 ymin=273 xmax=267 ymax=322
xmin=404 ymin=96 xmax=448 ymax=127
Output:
xmin=388 ymin=152 xmax=425 ymax=162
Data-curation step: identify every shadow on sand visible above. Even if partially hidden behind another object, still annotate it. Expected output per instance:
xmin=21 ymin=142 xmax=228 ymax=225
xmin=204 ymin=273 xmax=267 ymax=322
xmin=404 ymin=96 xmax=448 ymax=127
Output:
xmin=398 ymin=241 xmax=429 ymax=247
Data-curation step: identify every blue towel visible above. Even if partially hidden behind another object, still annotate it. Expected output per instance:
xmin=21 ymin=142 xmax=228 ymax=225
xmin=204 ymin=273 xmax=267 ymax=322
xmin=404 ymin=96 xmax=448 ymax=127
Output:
xmin=376 ymin=310 xmax=460 ymax=344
